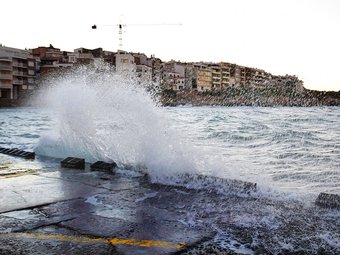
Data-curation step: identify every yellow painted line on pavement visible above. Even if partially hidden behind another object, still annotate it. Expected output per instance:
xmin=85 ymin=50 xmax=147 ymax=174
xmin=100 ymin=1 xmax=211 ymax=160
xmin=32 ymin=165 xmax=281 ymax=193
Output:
xmin=107 ymin=237 xmax=185 ymax=248
xmin=12 ymin=233 xmax=186 ymax=249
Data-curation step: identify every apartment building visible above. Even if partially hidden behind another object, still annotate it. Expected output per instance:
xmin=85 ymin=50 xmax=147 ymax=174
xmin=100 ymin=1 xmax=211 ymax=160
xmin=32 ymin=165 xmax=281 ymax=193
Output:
xmin=134 ymin=53 xmax=153 ymax=83
xmin=161 ymin=61 xmax=187 ymax=90
xmin=1 ymin=43 xmax=303 ymax=96
xmin=193 ymin=64 xmax=212 ymax=91
xmin=136 ymin=64 xmax=152 ymax=83
xmin=32 ymin=45 xmax=74 ymax=74
xmin=74 ymin=47 xmax=103 ymax=65
xmin=115 ymin=51 xmax=155 ymax=84
xmin=203 ymin=62 xmax=234 ymax=90
xmin=115 ymin=51 xmax=136 ymax=73
xmin=210 ymin=64 xmax=222 ymax=90
xmin=0 ymin=45 xmax=37 ymax=99
xmin=220 ymin=62 xmax=231 ymax=88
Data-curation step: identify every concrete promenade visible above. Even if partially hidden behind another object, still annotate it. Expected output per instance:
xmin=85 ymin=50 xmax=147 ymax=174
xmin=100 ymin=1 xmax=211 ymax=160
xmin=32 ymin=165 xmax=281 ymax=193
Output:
xmin=0 ymin=159 xmax=217 ymax=255
xmin=1 ymin=156 xmax=340 ymax=254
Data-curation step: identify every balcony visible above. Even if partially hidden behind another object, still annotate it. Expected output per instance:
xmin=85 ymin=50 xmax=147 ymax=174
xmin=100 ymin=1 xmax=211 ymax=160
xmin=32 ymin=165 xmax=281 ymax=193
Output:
xmin=0 ymin=65 xmax=13 ymax=71
xmin=13 ymin=80 xmax=23 ymax=85
xmin=0 ymin=57 xmax=11 ymax=62
xmin=12 ymin=62 xmax=27 ymax=68
xmin=0 ymin=74 xmax=12 ymax=80
xmin=13 ymin=71 xmax=24 ymax=76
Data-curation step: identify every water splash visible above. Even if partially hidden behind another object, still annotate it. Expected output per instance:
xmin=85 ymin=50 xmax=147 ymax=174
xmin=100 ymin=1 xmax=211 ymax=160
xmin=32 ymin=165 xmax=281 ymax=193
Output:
xmin=32 ymin=63 xmax=338 ymax=201
xmin=34 ymin=62 xmax=208 ymax=181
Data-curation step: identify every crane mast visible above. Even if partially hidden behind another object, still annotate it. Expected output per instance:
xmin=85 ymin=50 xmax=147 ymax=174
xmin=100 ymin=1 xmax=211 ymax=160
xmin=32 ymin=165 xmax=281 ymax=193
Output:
xmin=92 ymin=23 xmax=181 ymax=50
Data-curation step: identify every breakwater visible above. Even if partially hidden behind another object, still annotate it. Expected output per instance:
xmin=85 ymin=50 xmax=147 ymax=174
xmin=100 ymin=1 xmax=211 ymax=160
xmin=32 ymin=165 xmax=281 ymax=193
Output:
xmin=161 ymin=88 xmax=340 ymax=107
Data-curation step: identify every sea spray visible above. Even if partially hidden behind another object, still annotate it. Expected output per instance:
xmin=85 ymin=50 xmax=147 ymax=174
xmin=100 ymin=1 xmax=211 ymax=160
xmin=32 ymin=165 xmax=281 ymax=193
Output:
xmin=34 ymin=62 xmax=215 ymax=182
xmin=32 ymin=63 xmax=331 ymax=200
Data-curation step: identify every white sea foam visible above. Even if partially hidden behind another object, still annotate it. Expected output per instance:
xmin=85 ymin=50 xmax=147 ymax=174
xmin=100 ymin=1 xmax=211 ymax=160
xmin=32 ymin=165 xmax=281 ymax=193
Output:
xmin=34 ymin=62 xmax=212 ymax=183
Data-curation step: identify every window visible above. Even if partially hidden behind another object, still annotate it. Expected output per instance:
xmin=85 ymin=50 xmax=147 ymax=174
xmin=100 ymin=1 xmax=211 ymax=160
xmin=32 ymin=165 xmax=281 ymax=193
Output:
xmin=0 ymin=89 xmax=10 ymax=99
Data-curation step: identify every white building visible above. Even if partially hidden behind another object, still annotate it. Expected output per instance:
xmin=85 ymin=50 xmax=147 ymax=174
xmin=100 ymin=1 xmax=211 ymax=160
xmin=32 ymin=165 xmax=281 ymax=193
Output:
xmin=66 ymin=52 xmax=79 ymax=63
xmin=115 ymin=51 xmax=136 ymax=73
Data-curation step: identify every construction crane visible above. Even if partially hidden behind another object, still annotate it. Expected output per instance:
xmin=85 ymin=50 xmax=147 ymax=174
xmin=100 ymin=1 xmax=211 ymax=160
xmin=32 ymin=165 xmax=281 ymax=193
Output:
xmin=91 ymin=22 xmax=182 ymax=50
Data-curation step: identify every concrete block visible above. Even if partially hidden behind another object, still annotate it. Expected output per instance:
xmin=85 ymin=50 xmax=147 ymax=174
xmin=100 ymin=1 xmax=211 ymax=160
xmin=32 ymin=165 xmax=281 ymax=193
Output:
xmin=90 ymin=161 xmax=117 ymax=173
xmin=6 ymin=148 xmax=19 ymax=154
xmin=315 ymin=192 xmax=340 ymax=209
xmin=8 ymin=149 xmax=21 ymax=155
xmin=12 ymin=150 xmax=25 ymax=156
xmin=0 ymin=147 xmax=35 ymax=159
xmin=61 ymin=157 xmax=85 ymax=170
xmin=19 ymin=151 xmax=35 ymax=159
xmin=1 ymin=148 xmax=12 ymax=154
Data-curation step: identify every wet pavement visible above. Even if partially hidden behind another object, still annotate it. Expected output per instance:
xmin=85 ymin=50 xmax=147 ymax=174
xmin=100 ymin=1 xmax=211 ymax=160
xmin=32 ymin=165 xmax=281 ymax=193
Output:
xmin=0 ymin=160 xmax=215 ymax=255
xmin=1 ymin=156 xmax=340 ymax=254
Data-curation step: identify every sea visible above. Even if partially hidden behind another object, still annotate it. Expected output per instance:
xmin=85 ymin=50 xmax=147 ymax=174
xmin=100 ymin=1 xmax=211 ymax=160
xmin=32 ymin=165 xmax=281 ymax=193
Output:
xmin=1 ymin=104 xmax=340 ymax=196
xmin=1 ymin=63 xmax=339 ymax=253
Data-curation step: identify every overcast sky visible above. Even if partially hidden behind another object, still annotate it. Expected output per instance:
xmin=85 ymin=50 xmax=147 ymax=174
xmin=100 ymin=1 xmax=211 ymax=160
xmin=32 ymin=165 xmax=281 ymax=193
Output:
xmin=1 ymin=0 xmax=339 ymax=91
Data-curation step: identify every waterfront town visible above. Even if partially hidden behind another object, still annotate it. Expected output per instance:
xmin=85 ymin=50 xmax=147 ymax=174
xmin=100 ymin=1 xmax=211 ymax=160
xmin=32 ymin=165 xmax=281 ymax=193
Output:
xmin=1 ymin=44 xmax=339 ymax=106
xmin=0 ymin=44 xmax=302 ymax=95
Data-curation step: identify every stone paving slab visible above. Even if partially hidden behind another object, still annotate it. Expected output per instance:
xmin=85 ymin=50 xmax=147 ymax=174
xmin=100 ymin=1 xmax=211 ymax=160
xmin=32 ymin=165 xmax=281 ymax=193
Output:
xmin=0 ymin=166 xmax=211 ymax=254
xmin=0 ymin=171 xmax=109 ymax=213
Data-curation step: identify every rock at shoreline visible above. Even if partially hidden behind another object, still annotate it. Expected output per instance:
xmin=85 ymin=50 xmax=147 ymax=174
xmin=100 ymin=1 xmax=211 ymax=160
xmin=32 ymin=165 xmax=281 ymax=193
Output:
xmin=161 ymin=88 xmax=340 ymax=107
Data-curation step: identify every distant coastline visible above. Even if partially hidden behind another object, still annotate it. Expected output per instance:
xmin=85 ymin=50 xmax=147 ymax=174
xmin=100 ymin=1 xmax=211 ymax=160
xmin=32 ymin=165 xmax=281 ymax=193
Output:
xmin=1 ymin=87 xmax=340 ymax=108
xmin=2 ymin=44 xmax=340 ymax=108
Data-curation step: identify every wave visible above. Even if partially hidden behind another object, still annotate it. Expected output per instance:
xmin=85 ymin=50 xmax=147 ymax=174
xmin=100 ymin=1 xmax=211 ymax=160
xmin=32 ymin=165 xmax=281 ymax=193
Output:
xmin=32 ymin=62 xmax=338 ymax=201
xmin=34 ymin=62 xmax=228 ymax=184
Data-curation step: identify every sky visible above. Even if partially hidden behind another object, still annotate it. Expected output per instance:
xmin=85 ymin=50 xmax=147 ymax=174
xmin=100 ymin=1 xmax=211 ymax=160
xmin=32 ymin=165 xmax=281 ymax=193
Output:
xmin=1 ymin=0 xmax=339 ymax=91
